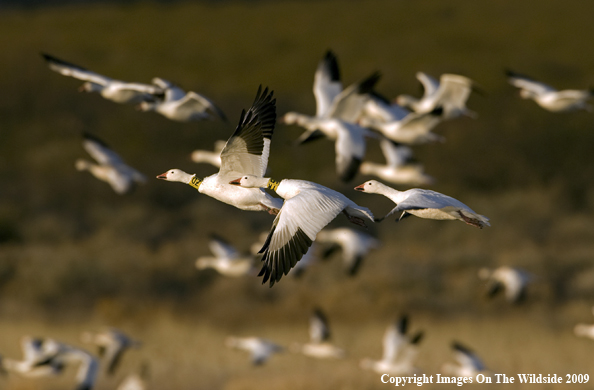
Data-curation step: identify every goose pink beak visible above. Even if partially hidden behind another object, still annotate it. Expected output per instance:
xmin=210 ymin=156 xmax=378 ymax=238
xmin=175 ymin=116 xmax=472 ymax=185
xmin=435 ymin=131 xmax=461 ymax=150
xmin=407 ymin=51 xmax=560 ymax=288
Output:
xmin=229 ymin=178 xmax=241 ymax=185
xmin=156 ymin=172 xmax=168 ymax=180
xmin=354 ymin=184 xmax=366 ymax=191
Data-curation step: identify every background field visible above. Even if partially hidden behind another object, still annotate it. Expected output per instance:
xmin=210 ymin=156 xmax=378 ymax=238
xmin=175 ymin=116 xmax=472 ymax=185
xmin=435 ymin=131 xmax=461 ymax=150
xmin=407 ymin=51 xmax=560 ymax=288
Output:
xmin=1 ymin=0 xmax=594 ymax=389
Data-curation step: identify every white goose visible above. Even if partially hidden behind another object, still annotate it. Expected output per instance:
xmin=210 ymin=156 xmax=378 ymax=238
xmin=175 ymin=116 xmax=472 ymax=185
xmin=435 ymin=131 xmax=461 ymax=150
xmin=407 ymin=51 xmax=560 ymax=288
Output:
xmin=478 ymin=266 xmax=532 ymax=303
xmin=359 ymin=138 xmax=435 ymax=186
xmin=573 ymin=307 xmax=594 ymax=340
xmin=40 ymin=339 xmax=99 ymax=390
xmin=359 ymin=107 xmax=445 ymax=145
xmin=0 ymin=336 xmax=64 ymax=378
xmin=190 ymin=140 xmax=226 ymax=168
xmin=42 ymin=53 xmax=163 ymax=104
xmin=76 ymin=132 xmax=147 ymax=195
xmin=156 ymin=86 xmax=283 ymax=214
xmin=230 ymin=175 xmax=374 ymax=286
xmin=441 ymin=341 xmax=487 ymax=377
xmin=195 ymin=234 xmax=256 ymax=277
xmin=316 ymin=227 xmax=380 ymax=276
xmin=396 ymin=72 xmax=477 ymax=119
xmin=282 ymin=51 xmax=380 ymax=181
xmin=225 ymin=336 xmax=284 ymax=365
xmin=291 ymin=308 xmax=345 ymax=359
xmin=137 ymin=77 xmax=227 ymax=122
xmin=80 ymin=328 xmax=140 ymax=376
xmin=360 ymin=315 xmax=424 ymax=375
xmin=506 ymin=69 xmax=593 ymax=112
xmin=354 ymin=180 xmax=490 ymax=228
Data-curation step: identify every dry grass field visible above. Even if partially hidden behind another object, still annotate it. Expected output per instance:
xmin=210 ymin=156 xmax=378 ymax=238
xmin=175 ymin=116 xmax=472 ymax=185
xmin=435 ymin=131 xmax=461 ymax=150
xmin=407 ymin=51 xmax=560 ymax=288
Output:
xmin=1 ymin=0 xmax=594 ymax=389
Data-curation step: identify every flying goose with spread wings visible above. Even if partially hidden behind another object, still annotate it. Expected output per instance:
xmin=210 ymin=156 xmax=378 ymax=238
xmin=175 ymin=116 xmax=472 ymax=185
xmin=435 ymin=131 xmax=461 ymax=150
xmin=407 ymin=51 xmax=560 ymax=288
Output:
xmin=230 ymin=175 xmax=374 ymax=286
xmin=137 ymin=77 xmax=226 ymax=122
xmin=506 ymin=69 xmax=593 ymax=112
xmin=157 ymin=86 xmax=282 ymax=214
xmin=41 ymin=53 xmax=163 ymax=104
xmin=75 ymin=132 xmax=147 ymax=195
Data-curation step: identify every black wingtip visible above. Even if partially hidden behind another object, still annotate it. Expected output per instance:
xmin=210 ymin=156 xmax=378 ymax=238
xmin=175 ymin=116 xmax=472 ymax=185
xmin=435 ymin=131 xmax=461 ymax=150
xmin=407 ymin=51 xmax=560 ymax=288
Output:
xmin=339 ymin=157 xmax=362 ymax=182
xmin=322 ymin=50 xmax=341 ymax=82
xmin=410 ymin=331 xmax=424 ymax=345
xmin=451 ymin=340 xmax=473 ymax=354
xmin=82 ymin=131 xmax=110 ymax=148
xmin=397 ymin=314 xmax=409 ymax=334
xmin=357 ymin=71 xmax=382 ymax=95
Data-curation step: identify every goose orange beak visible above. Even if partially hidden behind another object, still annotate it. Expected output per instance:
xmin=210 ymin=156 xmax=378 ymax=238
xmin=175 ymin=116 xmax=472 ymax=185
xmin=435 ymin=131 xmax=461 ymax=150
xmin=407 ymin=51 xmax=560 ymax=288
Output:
xmin=354 ymin=184 xmax=366 ymax=191
xmin=156 ymin=172 xmax=168 ymax=180
xmin=229 ymin=178 xmax=241 ymax=185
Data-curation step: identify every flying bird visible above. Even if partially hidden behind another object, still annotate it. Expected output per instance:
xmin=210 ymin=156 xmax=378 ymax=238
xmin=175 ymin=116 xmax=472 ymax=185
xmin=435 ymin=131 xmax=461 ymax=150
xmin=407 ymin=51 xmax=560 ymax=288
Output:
xmin=355 ymin=180 xmax=489 ymax=228
xmin=156 ymin=86 xmax=283 ymax=214
xmin=396 ymin=72 xmax=478 ymax=119
xmin=230 ymin=175 xmax=374 ymax=287
xmin=281 ymin=50 xmax=381 ymax=181
xmin=359 ymin=138 xmax=435 ymax=186
xmin=137 ymin=77 xmax=227 ymax=122
xmin=505 ymin=69 xmax=593 ymax=112
xmin=190 ymin=140 xmax=227 ymax=168
xmin=478 ymin=266 xmax=532 ymax=303
xmin=225 ymin=337 xmax=284 ymax=365
xmin=316 ymin=227 xmax=380 ymax=276
xmin=80 ymin=328 xmax=140 ymax=376
xmin=290 ymin=308 xmax=345 ymax=359
xmin=195 ymin=234 xmax=256 ymax=277
xmin=441 ymin=341 xmax=488 ymax=377
xmin=360 ymin=315 xmax=424 ymax=375
xmin=75 ymin=132 xmax=147 ymax=195
xmin=41 ymin=53 xmax=163 ymax=104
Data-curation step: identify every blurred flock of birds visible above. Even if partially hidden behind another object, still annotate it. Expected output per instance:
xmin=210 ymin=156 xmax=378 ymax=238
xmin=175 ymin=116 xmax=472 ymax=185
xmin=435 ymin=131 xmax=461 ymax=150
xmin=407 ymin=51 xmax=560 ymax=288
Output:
xmin=1 ymin=48 xmax=594 ymax=389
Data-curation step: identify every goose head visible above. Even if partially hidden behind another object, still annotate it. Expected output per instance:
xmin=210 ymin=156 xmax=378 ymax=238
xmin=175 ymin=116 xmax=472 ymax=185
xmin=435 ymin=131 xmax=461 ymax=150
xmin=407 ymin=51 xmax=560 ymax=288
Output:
xmin=79 ymin=82 xmax=102 ymax=93
xmin=156 ymin=169 xmax=194 ymax=184
xmin=354 ymin=180 xmax=388 ymax=194
xmin=137 ymin=101 xmax=156 ymax=112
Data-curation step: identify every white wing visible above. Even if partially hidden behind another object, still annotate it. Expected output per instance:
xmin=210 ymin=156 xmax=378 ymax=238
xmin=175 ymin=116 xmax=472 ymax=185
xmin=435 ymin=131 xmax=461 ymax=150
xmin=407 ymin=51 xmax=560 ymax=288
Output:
xmin=379 ymin=139 xmax=414 ymax=167
xmin=314 ymin=50 xmax=343 ymax=117
xmin=42 ymin=53 xmax=112 ymax=86
xmin=152 ymin=77 xmax=186 ymax=101
xmin=309 ymin=309 xmax=331 ymax=343
xmin=326 ymin=72 xmax=380 ymax=122
xmin=258 ymin=183 xmax=352 ymax=287
xmin=176 ymin=91 xmax=227 ymax=120
xmin=505 ymin=69 xmax=556 ymax=95
xmin=416 ymin=72 xmax=439 ymax=99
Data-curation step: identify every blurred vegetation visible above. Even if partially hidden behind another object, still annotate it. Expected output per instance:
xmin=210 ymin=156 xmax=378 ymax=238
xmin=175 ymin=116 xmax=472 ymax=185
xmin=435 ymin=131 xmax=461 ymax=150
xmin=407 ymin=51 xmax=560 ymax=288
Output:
xmin=1 ymin=0 xmax=594 ymax=388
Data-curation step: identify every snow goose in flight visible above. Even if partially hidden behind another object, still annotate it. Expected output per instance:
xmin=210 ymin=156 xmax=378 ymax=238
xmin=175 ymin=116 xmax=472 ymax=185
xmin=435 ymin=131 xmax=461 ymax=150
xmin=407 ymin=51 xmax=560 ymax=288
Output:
xmin=76 ymin=132 xmax=147 ymax=195
xmin=354 ymin=180 xmax=490 ymax=228
xmin=282 ymin=51 xmax=381 ymax=181
xmin=195 ymin=234 xmax=256 ymax=277
xmin=506 ymin=69 xmax=593 ymax=112
xmin=230 ymin=175 xmax=374 ymax=286
xmin=441 ymin=341 xmax=488 ymax=377
xmin=80 ymin=328 xmax=140 ymax=376
xmin=360 ymin=315 xmax=424 ymax=375
xmin=225 ymin=336 xmax=284 ymax=365
xmin=396 ymin=72 xmax=477 ymax=119
xmin=291 ymin=308 xmax=345 ymax=359
xmin=190 ymin=140 xmax=226 ymax=168
xmin=41 ymin=53 xmax=163 ymax=104
xmin=478 ymin=266 xmax=532 ymax=303
xmin=137 ymin=77 xmax=227 ymax=122
xmin=156 ymin=86 xmax=283 ymax=214
xmin=316 ymin=227 xmax=380 ymax=276
xmin=359 ymin=138 xmax=435 ymax=186
xmin=359 ymin=106 xmax=445 ymax=145
xmin=0 ymin=336 xmax=65 ymax=378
